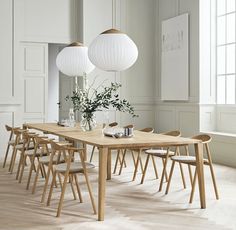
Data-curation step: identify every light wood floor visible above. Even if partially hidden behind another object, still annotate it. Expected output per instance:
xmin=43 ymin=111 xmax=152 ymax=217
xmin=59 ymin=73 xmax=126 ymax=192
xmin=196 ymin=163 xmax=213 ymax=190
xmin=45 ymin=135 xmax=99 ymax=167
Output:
xmin=0 ymin=150 xmax=235 ymax=230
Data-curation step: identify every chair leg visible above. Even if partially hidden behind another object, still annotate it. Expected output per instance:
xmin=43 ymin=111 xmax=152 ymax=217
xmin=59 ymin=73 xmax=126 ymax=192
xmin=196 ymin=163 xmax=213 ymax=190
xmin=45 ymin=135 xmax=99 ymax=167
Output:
xmin=41 ymin=163 xmax=53 ymax=203
xmin=139 ymin=154 xmax=144 ymax=173
xmin=26 ymin=155 xmax=36 ymax=190
xmin=69 ymin=175 xmax=77 ymax=200
xmin=119 ymin=149 xmax=127 ymax=175
xmin=18 ymin=155 xmax=27 ymax=183
xmin=3 ymin=144 xmax=10 ymax=168
xmin=113 ymin=150 xmax=120 ymax=174
xmin=188 ymin=165 xmax=193 ymax=186
xmin=123 ymin=152 xmax=127 ymax=168
xmin=159 ymin=155 xmax=169 ymax=192
xmin=179 ymin=163 xmax=186 ymax=189
xmin=140 ymin=154 xmax=150 ymax=184
xmin=40 ymin=161 xmax=46 ymax=178
xmin=47 ymin=170 xmax=57 ymax=207
xmin=83 ymin=171 xmax=97 ymax=214
xmin=132 ymin=150 xmax=141 ymax=181
xmin=189 ymin=169 xmax=197 ymax=203
xmin=131 ymin=151 xmax=136 ymax=166
xmin=151 ymin=155 xmax=159 ymax=179
xmin=9 ymin=149 xmax=17 ymax=173
xmin=165 ymin=161 xmax=176 ymax=194
xmin=50 ymin=166 xmax=59 ymax=188
xmin=74 ymin=174 xmax=83 ymax=203
xmin=119 ymin=149 xmax=127 ymax=168
xmin=89 ymin=146 xmax=96 ymax=162
xmin=8 ymin=147 xmax=15 ymax=172
xmin=56 ymin=171 xmax=70 ymax=217
xmin=16 ymin=152 xmax=24 ymax=180
xmin=58 ymin=173 xmax=63 ymax=190
xmin=161 ymin=158 xmax=169 ymax=182
xmin=208 ymin=162 xmax=219 ymax=200
xmin=32 ymin=163 xmax=41 ymax=194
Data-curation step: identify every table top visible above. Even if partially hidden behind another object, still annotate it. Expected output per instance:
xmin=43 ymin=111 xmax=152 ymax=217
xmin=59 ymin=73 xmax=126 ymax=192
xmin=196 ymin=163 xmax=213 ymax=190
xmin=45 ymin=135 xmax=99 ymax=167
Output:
xmin=25 ymin=123 xmax=201 ymax=148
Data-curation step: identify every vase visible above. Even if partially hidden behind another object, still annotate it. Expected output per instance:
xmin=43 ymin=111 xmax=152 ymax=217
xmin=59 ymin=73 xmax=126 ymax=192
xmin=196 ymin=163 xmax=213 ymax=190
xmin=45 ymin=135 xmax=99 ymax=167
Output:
xmin=80 ymin=112 xmax=97 ymax=131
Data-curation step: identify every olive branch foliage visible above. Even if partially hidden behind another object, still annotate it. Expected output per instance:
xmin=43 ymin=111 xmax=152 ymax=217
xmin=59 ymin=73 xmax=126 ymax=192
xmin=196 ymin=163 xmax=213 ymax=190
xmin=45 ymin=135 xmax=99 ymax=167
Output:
xmin=66 ymin=79 xmax=138 ymax=118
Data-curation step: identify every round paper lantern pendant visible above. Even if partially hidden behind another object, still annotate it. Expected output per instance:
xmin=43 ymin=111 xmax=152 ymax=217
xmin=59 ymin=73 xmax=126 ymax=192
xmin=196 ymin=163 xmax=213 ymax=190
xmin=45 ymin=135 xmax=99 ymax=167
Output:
xmin=88 ymin=29 xmax=138 ymax=72
xmin=56 ymin=42 xmax=95 ymax=77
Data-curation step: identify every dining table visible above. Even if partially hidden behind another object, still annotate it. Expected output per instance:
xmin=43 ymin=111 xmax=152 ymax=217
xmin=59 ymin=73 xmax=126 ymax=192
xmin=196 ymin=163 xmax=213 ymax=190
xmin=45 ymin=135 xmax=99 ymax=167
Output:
xmin=24 ymin=123 xmax=205 ymax=221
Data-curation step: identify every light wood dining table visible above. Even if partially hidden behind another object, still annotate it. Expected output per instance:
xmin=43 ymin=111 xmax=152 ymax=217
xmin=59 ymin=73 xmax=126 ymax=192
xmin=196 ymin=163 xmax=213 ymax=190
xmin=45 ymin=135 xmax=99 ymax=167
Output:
xmin=24 ymin=123 xmax=205 ymax=221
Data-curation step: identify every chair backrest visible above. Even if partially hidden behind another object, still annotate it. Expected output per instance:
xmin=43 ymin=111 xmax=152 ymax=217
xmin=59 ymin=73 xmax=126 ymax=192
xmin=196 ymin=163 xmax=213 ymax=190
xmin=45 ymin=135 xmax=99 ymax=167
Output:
xmin=124 ymin=124 xmax=134 ymax=128
xmin=5 ymin=125 xmax=13 ymax=132
xmin=162 ymin=130 xmax=181 ymax=137
xmin=140 ymin=127 xmax=154 ymax=133
xmin=5 ymin=125 xmax=17 ymax=141
xmin=50 ymin=141 xmax=84 ymax=165
xmin=109 ymin=122 xmax=118 ymax=127
xmin=13 ymin=129 xmax=27 ymax=144
xmin=191 ymin=134 xmax=211 ymax=144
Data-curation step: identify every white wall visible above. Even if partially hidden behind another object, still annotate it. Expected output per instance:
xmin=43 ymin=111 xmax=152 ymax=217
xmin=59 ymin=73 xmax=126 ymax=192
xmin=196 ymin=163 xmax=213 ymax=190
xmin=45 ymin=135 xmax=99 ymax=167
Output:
xmin=0 ymin=0 xmax=79 ymax=158
xmin=80 ymin=0 xmax=118 ymax=124
xmin=1 ymin=0 xmax=235 ymax=167
xmin=157 ymin=0 xmax=236 ymax=168
xmin=120 ymin=0 xmax=156 ymax=129
xmin=155 ymin=0 xmax=200 ymax=137
xmin=0 ymin=0 xmax=21 ymax=158
xmin=79 ymin=0 xmax=156 ymax=129
xmin=48 ymin=45 xmax=59 ymax=122
xmin=16 ymin=0 xmax=78 ymax=43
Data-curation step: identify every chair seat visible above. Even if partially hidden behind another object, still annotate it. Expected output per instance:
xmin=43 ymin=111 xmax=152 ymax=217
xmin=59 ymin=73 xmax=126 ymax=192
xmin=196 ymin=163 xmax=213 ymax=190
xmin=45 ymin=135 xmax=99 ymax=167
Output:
xmin=8 ymin=139 xmax=24 ymax=145
xmin=171 ymin=155 xmax=208 ymax=164
xmin=15 ymin=142 xmax=35 ymax=150
xmin=24 ymin=149 xmax=48 ymax=157
xmin=55 ymin=162 xmax=95 ymax=173
xmin=145 ymin=149 xmax=175 ymax=157
xmin=40 ymin=155 xmax=64 ymax=164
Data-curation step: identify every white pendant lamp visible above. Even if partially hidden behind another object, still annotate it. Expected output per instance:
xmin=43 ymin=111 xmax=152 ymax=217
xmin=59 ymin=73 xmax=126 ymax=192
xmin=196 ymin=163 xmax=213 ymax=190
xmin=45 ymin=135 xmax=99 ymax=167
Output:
xmin=56 ymin=42 xmax=95 ymax=77
xmin=88 ymin=29 xmax=138 ymax=72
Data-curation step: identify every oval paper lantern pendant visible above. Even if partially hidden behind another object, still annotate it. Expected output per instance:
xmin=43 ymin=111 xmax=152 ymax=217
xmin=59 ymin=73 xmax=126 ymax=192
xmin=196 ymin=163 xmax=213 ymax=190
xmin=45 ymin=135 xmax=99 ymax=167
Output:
xmin=56 ymin=42 xmax=95 ymax=77
xmin=88 ymin=29 xmax=138 ymax=72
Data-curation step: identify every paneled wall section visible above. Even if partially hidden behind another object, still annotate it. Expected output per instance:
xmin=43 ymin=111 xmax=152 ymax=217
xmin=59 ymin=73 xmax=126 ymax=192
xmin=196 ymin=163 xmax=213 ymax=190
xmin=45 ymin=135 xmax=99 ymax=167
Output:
xmin=22 ymin=43 xmax=48 ymax=123
xmin=155 ymin=0 xmax=200 ymax=136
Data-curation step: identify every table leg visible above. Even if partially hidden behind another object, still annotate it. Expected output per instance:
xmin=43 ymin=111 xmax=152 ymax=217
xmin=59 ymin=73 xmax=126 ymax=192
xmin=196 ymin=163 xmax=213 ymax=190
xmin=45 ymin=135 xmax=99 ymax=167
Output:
xmin=107 ymin=149 xmax=112 ymax=180
xmin=98 ymin=147 xmax=108 ymax=221
xmin=194 ymin=143 xmax=206 ymax=209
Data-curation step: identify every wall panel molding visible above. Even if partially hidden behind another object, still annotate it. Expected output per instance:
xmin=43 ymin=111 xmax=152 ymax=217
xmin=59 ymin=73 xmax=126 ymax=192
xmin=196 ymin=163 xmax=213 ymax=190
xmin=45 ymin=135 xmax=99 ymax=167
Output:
xmin=23 ymin=44 xmax=46 ymax=75
xmin=156 ymin=104 xmax=199 ymax=135
xmin=0 ymin=111 xmax=14 ymax=158
xmin=22 ymin=42 xmax=48 ymax=122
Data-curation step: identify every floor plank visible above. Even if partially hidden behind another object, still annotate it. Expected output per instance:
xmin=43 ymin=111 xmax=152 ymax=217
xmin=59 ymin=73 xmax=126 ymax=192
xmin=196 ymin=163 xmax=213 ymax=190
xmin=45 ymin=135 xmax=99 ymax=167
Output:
xmin=0 ymin=150 xmax=235 ymax=230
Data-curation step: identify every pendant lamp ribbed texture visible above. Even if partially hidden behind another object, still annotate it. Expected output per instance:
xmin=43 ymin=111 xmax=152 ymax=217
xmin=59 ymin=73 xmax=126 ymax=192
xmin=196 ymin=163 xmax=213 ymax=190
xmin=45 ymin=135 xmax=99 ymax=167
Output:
xmin=56 ymin=42 xmax=95 ymax=76
xmin=88 ymin=29 xmax=138 ymax=72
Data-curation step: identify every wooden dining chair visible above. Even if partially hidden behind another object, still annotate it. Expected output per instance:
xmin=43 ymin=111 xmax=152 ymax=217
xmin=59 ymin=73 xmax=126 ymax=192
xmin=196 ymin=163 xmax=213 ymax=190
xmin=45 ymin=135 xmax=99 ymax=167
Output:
xmin=16 ymin=131 xmax=38 ymax=181
xmin=24 ymin=134 xmax=56 ymax=190
xmin=116 ymin=127 xmax=155 ymax=181
xmin=17 ymin=133 xmax=47 ymax=183
xmin=141 ymin=130 xmax=183 ymax=192
xmin=32 ymin=140 xmax=72 ymax=194
xmin=165 ymin=134 xmax=219 ymax=203
xmin=46 ymin=142 xmax=97 ymax=217
xmin=2 ymin=125 xmax=20 ymax=168
xmin=8 ymin=129 xmax=35 ymax=174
